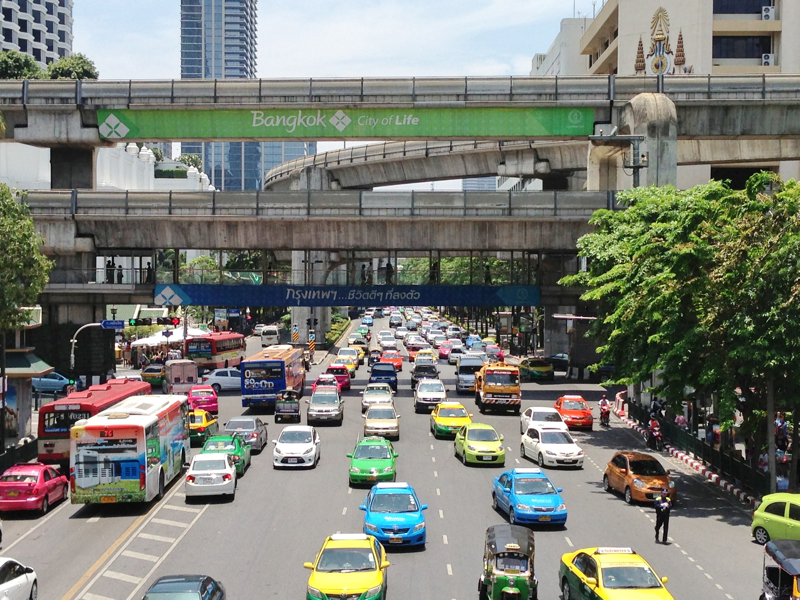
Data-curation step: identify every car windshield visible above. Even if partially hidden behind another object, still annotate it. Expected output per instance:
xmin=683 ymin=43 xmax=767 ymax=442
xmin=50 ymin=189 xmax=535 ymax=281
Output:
xmin=602 ymin=565 xmax=663 ymax=589
xmin=311 ymin=393 xmax=339 ymax=405
xmin=0 ymin=473 xmax=38 ymax=483
xmin=316 ymin=548 xmax=376 ymax=573
xmin=459 ymin=363 xmax=483 ymax=374
xmin=143 ymin=367 xmax=162 ymax=374
xmin=339 ymin=350 xmax=357 ymax=356
xmin=383 ymin=353 xmax=400 ymax=359
xmin=226 ymin=419 xmax=255 ymax=431
xmin=192 ymin=458 xmax=227 ymax=471
xmin=189 ymin=413 xmax=206 ymax=424
xmin=354 ymin=444 xmax=392 ymax=459
xmin=190 ymin=389 xmax=213 ymax=397
xmin=364 ymin=387 xmax=391 ymax=396
xmin=316 ymin=376 xmax=337 ymax=385
xmin=326 ymin=367 xmax=347 ymax=375
xmin=370 ymin=492 xmax=418 ymax=513
xmin=514 ymin=477 xmax=557 ymax=495
xmin=485 ymin=372 xmax=519 ymax=385
xmin=278 ymin=430 xmax=313 ymax=444
xmin=418 ymin=382 xmax=444 ymax=393
xmin=629 ymin=459 xmax=667 ymax=476
xmin=372 ymin=364 xmax=395 ymax=373
xmin=541 ymin=432 xmax=574 ymax=444
xmin=368 ymin=408 xmax=396 ymax=420
xmin=529 ymin=360 xmax=550 ymax=367
xmin=439 ymin=407 xmax=468 ymax=418
xmin=563 ymin=401 xmax=589 ymax=410
xmin=467 ymin=428 xmax=499 ymax=442
xmin=496 ymin=555 xmax=529 ymax=572
xmin=143 ymin=593 xmax=201 ymax=600
xmin=204 ymin=440 xmax=236 ymax=451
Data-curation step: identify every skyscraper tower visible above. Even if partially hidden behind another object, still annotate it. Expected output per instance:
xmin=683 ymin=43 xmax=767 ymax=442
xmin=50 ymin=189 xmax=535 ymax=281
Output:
xmin=0 ymin=0 xmax=73 ymax=67
xmin=180 ymin=0 xmax=314 ymax=190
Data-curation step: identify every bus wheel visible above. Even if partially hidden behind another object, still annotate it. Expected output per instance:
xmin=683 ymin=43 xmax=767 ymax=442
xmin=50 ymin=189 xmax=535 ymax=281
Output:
xmin=158 ymin=471 xmax=165 ymax=499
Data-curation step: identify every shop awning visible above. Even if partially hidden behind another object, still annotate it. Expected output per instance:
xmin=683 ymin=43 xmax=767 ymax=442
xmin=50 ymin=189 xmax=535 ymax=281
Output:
xmin=4 ymin=353 xmax=54 ymax=378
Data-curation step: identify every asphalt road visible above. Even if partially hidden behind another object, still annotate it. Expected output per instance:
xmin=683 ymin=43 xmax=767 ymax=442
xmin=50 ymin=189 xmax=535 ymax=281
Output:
xmin=2 ymin=316 xmax=763 ymax=599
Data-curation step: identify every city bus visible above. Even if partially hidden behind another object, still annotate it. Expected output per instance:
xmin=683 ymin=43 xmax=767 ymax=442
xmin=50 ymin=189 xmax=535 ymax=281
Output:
xmin=185 ymin=331 xmax=245 ymax=373
xmin=69 ymin=394 xmax=190 ymax=504
xmin=240 ymin=345 xmax=306 ymax=410
xmin=38 ymin=378 xmax=152 ymax=466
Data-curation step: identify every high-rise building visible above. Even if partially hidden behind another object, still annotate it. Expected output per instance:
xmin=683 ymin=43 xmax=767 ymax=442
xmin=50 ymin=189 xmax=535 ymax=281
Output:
xmin=0 ymin=0 xmax=73 ymax=67
xmin=179 ymin=0 xmax=315 ymax=190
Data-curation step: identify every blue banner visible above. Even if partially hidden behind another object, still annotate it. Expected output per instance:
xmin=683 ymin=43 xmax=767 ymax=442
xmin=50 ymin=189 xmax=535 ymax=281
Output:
xmin=155 ymin=284 xmax=539 ymax=307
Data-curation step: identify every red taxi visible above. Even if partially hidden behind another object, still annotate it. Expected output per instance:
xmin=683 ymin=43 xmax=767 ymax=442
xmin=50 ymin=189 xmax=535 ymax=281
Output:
xmin=485 ymin=344 xmax=505 ymax=362
xmin=325 ymin=364 xmax=352 ymax=390
xmin=188 ymin=385 xmax=219 ymax=415
xmin=380 ymin=351 xmax=404 ymax=371
xmin=438 ymin=341 xmax=454 ymax=359
xmin=554 ymin=395 xmax=594 ymax=430
xmin=0 ymin=463 xmax=68 ymax=514
xmin=312 ymin=373 xmax=342 ymax=393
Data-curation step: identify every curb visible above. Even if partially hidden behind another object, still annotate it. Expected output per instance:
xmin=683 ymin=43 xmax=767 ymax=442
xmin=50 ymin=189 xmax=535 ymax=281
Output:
xmin=612 ymin=398 xmax=760 ymax=509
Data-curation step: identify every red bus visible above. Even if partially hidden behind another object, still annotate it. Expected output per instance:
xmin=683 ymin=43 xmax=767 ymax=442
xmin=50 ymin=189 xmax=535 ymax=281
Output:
xmin=38 ymin=378 xmax=152 ymax=465
xmin=185 ymin=331 xmax=246 ymax=372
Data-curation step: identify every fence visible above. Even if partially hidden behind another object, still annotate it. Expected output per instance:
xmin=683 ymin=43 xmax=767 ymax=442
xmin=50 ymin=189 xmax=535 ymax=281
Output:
xmin=627 ymin=401 xmax=770 ymax=497
xmin=0 ymin=439 xmax=38 ymax=473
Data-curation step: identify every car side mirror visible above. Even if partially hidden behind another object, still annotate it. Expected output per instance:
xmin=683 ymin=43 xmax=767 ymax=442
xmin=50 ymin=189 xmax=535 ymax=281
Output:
xmin=223 ymin=422 xmax=227 ymax=426
xmin=499 ymin=434 xmax=504 ymax=441
xmin=397 ymin=415 xmax=401 ymax=419
xmin=381 ymin=560 xmax=391 ymax=569
xmin=24 ymin=566 xmax=33 ymax=574
xmin=586 ymin=577 xmax=597 ymax=587
xmin=393 ymin=452 xmax=399 ymax=458
xmin=620 ymin=468 xmax=627 ymax=474
xmin=271 ymin=440 xmax=277 ymax=444
xmin=666 ymin=469 xmax=671 ymax=475
xmin=303 ymin=562 xmax=314 ymax=570
xmin=421 ymin=504 xmax=428 ymax=510
xmin=305 ymin=399 xmax=310 ymax=404
xmin=469 ymin=414 xmax=474 ymax=418
xmin=359 ymin=504 xmax=367 ymax=511
xmin=661 ymin=576 xmax=668 ymax=584
xmin=557 ymin=487 xmax=563 ymax=493
xmin=362 ymin=414 xmax=366 ymax=419
xmin=360 ymin=391 xmax=364 ymax=395
xmin=346 ymin=453 xmax=353 ymax=458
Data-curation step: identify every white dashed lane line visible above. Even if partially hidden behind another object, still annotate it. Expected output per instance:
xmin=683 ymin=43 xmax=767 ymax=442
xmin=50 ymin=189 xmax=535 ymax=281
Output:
xmin=439 ymin=509 xmax=444 ymax=519
xmin=446 ymin=564 xmax=453 ymax=576
xmin=342 ymin=507 xmax=347 ymax=516
xmin=443 ymin=535 xmax=448 ymax=544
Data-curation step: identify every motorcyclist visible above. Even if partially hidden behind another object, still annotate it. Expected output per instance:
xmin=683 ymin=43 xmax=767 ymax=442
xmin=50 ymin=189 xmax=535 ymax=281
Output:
xmin=599 ymin=395 xmax=611 ymax=425
xmin=599 ymin=395 xmax=610 ymax=410
xmin=647 ymin=414 xmax=661 ymax=448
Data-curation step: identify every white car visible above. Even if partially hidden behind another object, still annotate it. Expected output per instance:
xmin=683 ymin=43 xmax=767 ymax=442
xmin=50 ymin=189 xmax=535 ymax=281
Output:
xmin=185 ymin=453 xmax=237 ymax=499
xmin=413 ymin=378 xmax=447 ymax=413
xmin=253 ymin=323 xmax=267 ymax=335
xmin=201 ymin=368 xmax=241 ymax=393
xmin=360 ymin=383 xmax=395 ymax=412
xmin=430 ymin=334 xmax=447 ymax=348
xmin=0 ymin=558 xmax=37 ymax=599
xmin=272 ymin=425 xmax=320 ymax=468
xmin=394 ymin=327 xmax=409 ymax=340
xmin=378 ymin=329 xmax=393 ymax=339
xmin=519 ymin=407 xmax=568 ymax=433
xmin=337 ymin=347 xmax=361 ymax=368
xmin=521 ymin=425 xmax=584 ymax=468
xmin=378 ymin=335 xmax=397 ymax=350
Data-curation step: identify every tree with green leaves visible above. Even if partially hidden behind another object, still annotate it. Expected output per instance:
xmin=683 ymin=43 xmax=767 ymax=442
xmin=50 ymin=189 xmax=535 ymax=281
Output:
xmin=0 ymin=50 xmax=43 ymax=79
xmin=45 ymin=53 xmax=98 ymax=80
xmin=0 ymin=186 xmax=53 ymax=331
xmin=177 ymin=154 xmax=202 ymax=171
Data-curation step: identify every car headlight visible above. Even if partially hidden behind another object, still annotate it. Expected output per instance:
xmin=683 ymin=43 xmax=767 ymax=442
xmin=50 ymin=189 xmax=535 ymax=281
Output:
xmin=467 ymin=444 xmax=477 ymax=452
xmin=303 ymin=447 xmax=314 ymax=455
xmin=633 ymin=478 xmax=645 ymax=488
xmin=366 ymin=585 xmax=383 ymax=597
xmin=364 ymin=522 xmax=379 ymax=533
xmin=545 ymin=450 xmax=557 ymax=456
xmin=350 ymin=467 xmax=361 ymax=473
xmin=557 ymin=503 xmax=567 ymax=512
xmin=577 ymin=451 xmax=584 ymax=456
xmin=412 ymin=521 xmax=426 ymax=532
xmin=669 ymin=481 xmax=675 ymax=488
xmin=382 ymin=466 xmax=394 ymax=473
xmin=515 ymin=503 xmax=533 ymax=512
xmin=307 ymin=586 xmax=323 ymax=598
xmin=274 ymin=447 xmax=283 ymax=456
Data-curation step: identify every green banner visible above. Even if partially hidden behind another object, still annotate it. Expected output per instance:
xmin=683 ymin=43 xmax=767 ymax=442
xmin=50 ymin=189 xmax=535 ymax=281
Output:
xmin=97 ymin=107 xmax=594 ymax=141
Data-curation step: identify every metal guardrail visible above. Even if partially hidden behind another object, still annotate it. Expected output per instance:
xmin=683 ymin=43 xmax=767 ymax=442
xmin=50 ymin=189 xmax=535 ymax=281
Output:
xmin=23 ymin=190 xmax=619 ymax=218
xmin=0 ymin=75 xmax=799 ymax=109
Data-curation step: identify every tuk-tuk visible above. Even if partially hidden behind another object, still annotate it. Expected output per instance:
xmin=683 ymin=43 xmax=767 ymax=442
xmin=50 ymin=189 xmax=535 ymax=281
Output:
xmin=763 ymin=539 xmax=800 ymax=600
xmin=479 ymin=524 xmax=537 ymax=600
xmin=275 ymin=389 xmax=301 ymax=423
xmin=368 ymin=348 xmax=383 ymax=366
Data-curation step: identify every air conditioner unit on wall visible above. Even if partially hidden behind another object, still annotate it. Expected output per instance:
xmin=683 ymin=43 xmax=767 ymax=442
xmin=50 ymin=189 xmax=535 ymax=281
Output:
xmin=762 ymin=54 xmax=776 ymax=67
xmin=762 ymin=6 xmax=776 ymax=20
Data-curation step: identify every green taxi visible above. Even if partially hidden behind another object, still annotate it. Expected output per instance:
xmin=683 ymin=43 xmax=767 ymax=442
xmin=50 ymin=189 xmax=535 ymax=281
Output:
xmin=519 ymin=358 xmax=555 ymax=381
xmin=202 ymin=434 xmax=252 ymax=476
xmin=357 ymin=325 xmax=370 ymax=338
xmin=347 ymin=437 xmax=398 ymax=485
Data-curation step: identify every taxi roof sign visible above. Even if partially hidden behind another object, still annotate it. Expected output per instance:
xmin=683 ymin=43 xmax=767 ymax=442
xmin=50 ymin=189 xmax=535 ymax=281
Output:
xmin=330 ymin=533 xmax=368 ymax=541
xmin=513 ymin=468 xmax=543 ymax=474
xmin=595 ymin=547 xmax=636 ymax=554
xmin=375 ymin=482 xmax=410 ymax=489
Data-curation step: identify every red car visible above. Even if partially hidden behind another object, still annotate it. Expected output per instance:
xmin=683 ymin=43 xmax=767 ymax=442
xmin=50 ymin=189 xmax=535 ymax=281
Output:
xmin=325 ymin=365 xmax=352 ymax=390
xmin=438 ymin=341 xmax=454 ymax=359
xmin=554 ymin=395 xmax=594 ymax=430
xmin=485 ymin=344 xmax=505 ymax=362
xmin=312 ymin=374 xmax=342 ymax=393
xmin=188 ymin=385 xmax=219 ymax=415
xmin=380 ymin=351 xmax=404 ymax=371
xmin=0 ymin=463 xmax=68 ymax=514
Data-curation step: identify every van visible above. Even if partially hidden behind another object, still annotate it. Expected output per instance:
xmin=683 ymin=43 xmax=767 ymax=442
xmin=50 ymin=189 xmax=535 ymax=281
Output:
xmin=261 ymin=326 xmax=280 ymax=347
xmin=455 ymin=356 xmax=485 ymax=395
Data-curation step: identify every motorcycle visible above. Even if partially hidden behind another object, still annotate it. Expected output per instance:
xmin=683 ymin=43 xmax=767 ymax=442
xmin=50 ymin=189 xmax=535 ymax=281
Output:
xmin=599 ymin=405 xmax=611 ymax=427
xmin=646 ymin=425 xmax=664 ymax=451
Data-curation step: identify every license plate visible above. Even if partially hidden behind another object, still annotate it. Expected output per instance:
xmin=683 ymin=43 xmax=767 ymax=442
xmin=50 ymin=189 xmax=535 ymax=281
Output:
xmin=5 ymin=491 xmax=18 ymax=497
xmin=563 ymin=460 xmax=576 ymax=464
xmin=367 ymin=476 xmax=377 ymax=481
xmin=389 ymin=536 xmax=402 ymax=544
xmin=100 ymin=496 xmax=116 ymax=504
xmin=287 ymin=458 xmax=298 ymax=464
xmin=479 ymin=456 xmax=493 ymax=461
xmin=539 ymin=515 xmax=551 ymax=521
xmin=201 ymin=477 xmax=214 ymax=484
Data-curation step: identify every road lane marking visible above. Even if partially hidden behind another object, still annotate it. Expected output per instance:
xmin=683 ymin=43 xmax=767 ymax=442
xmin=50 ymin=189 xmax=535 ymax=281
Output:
xmin=102 ymin=570 xmax=141 ymax=584
xmin=348 ymin=488 xmax=352 ymax=494
xmin=439 ymin=509 xmax=444 ymax=519
xmin=151 ymin=518 xmax=188 ymax=528
xmin=342 ymin=507 xmax=347 ymax=515
xmin=0 ymin=496 xmax=70 ymax=556
xmin=121 ymin=550 xmax=159 ymax=563
xmin=443 ymin=535 xmax=448 ymax=544
xmin=514 ymin=459 xmax=520 ymax=464
xmin=138 ymin=533 xmax=175 ymax=543
xmin=565 ymin=537 xmax=574 ymax=547
xmin=507 ymin=446 xmax=512 ymax=451
xmin=173 ymin=492 xmax=185 ymax=497
xmin=436 ymin=488 xmax=440 ymax=496
xmin=430 ymin=444 xmax=434 ymax=450
xmin=704 ymin=573 xmax=713 ymax=579
xmin=432 ymin=457 xmax=436 ymax=462
xmin=726 ymin=595 xmax=734 ymax=599
xmin=82 ymin=593 xmax=115 ymax=600
xmin=87 ymin=517 xmax=100 ymax=523
xmin=716 ymin=584 xmax=724 ymax=590
xmin=687 ymin=557 xmax=695 ymax=562
xmin=447 ymin=564 xmax=453 ymax=576
xmin=434 ymin=471 xmax=438 ymax=477
xmin=161 ymin=504 xmax=200 ymax=514
xmin=680 ymin=550 xmax=688 ymax=555
xmin=696 ymin=565 xmax=704 ymax=571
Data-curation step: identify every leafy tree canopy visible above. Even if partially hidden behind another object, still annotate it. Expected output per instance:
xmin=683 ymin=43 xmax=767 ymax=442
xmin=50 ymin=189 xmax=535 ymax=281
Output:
xmin=45 ymin=53 xmax=99 ymax=80
xmin=0 ymin=50 xmax=43 ymax=79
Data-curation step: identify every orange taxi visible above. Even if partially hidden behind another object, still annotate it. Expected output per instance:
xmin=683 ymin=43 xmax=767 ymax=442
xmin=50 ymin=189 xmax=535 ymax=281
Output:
xmin=380 ymin=350 xmax=404 ymax=372
xmin=603 ymin=451 xmax=676 ymax=504
xmin=555 ymin=395 xmax=594 ymax=430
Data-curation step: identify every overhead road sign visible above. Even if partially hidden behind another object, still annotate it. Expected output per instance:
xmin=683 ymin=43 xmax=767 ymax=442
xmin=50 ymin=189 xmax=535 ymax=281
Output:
xmin=100 ymin=320 xmax=125 ymax=330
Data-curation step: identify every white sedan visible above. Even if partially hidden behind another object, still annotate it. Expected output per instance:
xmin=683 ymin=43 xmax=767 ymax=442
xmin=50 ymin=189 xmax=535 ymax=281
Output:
xmin=378 ymin=335 xmax=397 ymax=350
xmin=521 ymin=425 xmax=584 ymax=468
xmin=273 ymin=425 xmax=320 ymax=468
xmin=519 ymin=406 xmax=569 ymax=433
xmin=185 ymin=453 xmax=237 ymax=499
xmin=360 ymin=383 xmax=395 ymax=412
xmin=0 ymin=558 xmax=37 ymax=600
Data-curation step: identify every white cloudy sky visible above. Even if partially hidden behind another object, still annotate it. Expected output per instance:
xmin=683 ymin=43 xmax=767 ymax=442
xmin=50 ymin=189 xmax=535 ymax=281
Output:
xmin=73 ymin=0 xmax=600 ymax=188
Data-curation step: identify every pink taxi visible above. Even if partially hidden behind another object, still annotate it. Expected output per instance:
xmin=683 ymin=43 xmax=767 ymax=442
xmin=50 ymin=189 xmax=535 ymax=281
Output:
xmin=188 ymin=385 xmax=219 ymax=415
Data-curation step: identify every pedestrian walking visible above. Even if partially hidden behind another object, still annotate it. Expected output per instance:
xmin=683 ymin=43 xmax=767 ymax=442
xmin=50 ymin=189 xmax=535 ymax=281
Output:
xmin=116 ymin=264 xmax=123 ymax=284
xmin=360 ymin=264 xmax=367 ymax=286
xmin=106 ymin=259 xmax=114 ymax=283
xmin=654 ymin=488 xmax=672 ymax=543
xmin=146 ymin=262 xmax=154 ymax=284
xmin=385 ymin=261 xmax=394 ymax=285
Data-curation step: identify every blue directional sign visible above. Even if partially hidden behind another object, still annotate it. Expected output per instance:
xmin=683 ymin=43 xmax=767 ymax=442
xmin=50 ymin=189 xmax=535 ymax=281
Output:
xmin=154 ymin=284 xmax=540 ymax=307
xmin=100 ymin=320 xmax=126 ymax=330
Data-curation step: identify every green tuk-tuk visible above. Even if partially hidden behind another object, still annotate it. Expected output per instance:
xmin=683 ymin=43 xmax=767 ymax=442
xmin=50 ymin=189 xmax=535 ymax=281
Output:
xmin=275 ymin=389 xmax=301 ymax=423
xmin=762 ymin=539 xmax=800 ymax=600
xmin=479 ymin=524 xmax=537 ymax=600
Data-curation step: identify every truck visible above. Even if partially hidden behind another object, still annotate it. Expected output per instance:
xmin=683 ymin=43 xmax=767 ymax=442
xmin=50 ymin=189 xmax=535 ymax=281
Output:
xmin=474 ymin=362 xmax=522 ymax=414
xmin=162 ymin=359 xmax=199 ymax=395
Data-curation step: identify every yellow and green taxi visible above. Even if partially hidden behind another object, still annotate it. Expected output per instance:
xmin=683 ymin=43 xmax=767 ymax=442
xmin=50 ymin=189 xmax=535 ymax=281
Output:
xmin=414 ymin=349 xmax=436 ymax=364
xmin=559 ymin=547 xmax=674 ymax=600
xmin=189 ymin=409 xmax=219 ymax=445
xmin=332 ymin=356 xmax=358 ymax=378
xmin=141 ymin=364 xmax=165 ymax=386
xmin=519 ymin=358 xmax=555 ymax=381
xmin=349 ymin=344 xmax=367 ymax=365
xmin=430 ymin=402 xmax=473 ymax=438
xmin=454 ymin=423 xmax=505 ymax=466
xmin=348 ymin=437 xmax=398 ymax=485
xmin=304 ymin=533 xmax=390 ymax=600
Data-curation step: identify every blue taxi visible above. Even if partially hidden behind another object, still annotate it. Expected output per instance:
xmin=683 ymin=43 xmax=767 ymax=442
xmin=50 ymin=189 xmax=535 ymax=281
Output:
xmin=361 ymin=315 xmax=374 ymax=326
xmin=491 ymin=467 xmax=567 ymax=526
xmin=359 ymin=482 xmax=428 ymax=547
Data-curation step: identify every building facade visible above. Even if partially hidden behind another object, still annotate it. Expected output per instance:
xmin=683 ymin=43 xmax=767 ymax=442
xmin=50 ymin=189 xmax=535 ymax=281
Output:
xmin=0 ymin=0 xmax=73 ymax=66
xmin=532 ymin=18 xmax=592 ymax=76
xmin=180 ymin=0 xmax=314 ymax=190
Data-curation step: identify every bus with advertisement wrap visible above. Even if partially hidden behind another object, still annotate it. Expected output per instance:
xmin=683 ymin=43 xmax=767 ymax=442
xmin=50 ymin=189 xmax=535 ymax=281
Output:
xmin=185 ymin=331 xmax=245 ymax=373
xmin=69 ymin=394 xmax=190 ymax=504
xmin=38 ymin=379 xmax=152 ymax=466
xmin=240 ymin=345 xmax=305 ymax=410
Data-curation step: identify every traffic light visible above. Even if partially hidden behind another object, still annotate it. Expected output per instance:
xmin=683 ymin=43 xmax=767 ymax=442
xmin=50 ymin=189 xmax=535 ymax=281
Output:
xmin=306 ymin=318 xmax=311 ymax=328
xmin=314 ymin=318 xmax=319 ymax=327
xmin=155 ymin=317 xmax=182 ymax=326
xmin=171 ymin=317 xmax=180 ymax=326
xmin=128 ymin=318 xmax=152 ymax=326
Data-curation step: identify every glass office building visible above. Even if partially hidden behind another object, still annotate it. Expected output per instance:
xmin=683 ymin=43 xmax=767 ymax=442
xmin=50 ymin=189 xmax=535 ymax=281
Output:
xmin=180 ymin=0 xmax=314 ymax=190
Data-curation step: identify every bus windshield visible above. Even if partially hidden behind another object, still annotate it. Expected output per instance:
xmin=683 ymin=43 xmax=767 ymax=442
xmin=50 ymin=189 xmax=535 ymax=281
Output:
xmin=43 ymin=410 xmax=90 ymax=434
xmin=485 ymin=372 xmax=519 ymax=386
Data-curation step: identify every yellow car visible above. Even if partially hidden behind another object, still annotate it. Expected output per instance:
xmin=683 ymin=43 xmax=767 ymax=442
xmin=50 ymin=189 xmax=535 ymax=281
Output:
xmin=519 ymin=358 xmax=555 ymax=381
xmin=414 ymin=349 xmax=436 ymax=364
xmin=482 ymin=336 xmax=496 ymax=344
xmin=349 ymin=345 xmax=366 ymax=364
xmin=332 ymin=356 xmax=357 ymax=378
xmin=189 ymin=409 xmax=219 ymax=445
xmin=559 ymin=547 xmax=674 ymax=600
xmin=304 ymin=533 xmax=390 ymax=600
xmin=430 ymin=402 xmax=473 ymax=438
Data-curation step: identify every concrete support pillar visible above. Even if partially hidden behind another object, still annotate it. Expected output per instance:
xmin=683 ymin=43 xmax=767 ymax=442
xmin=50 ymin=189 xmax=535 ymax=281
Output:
xmin=286 ymin=166 xmax=341 ymax=191
xmin=543 ymin=305 xmax=574 ymax=358
xmin=621 ymin=93 xmax=678 ymax=188
xmin=290 ymin=250 xmax=332 ymax=346
xmin=586 ymin=146 xmax=622 ymax=192
xmin=50 ymin=147 xmax=97 ymax=190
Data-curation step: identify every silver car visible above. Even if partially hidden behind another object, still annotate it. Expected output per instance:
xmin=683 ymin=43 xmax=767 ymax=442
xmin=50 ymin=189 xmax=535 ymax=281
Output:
xmin=306 ymin=386 xmax=344 ymax=425
xmin=413 ymin=378 xmax=447 ymax=413
xmin=224 ymin=417 xmax=268 ymax=453
xmin=360 ymin=383 xmax=395 ymax=412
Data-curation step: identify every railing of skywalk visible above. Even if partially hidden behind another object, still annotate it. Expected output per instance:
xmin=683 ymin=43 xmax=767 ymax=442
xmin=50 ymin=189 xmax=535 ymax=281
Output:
xmin=1 ymin=74 xmax=799 ymax=108
xmin=23 ymin=190 xmax=618 ymax=218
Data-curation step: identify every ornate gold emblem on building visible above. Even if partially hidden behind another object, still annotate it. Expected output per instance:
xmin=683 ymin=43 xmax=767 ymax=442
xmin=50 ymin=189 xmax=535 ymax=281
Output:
xmin=635 ymin=7 xmax=693 ymax=75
